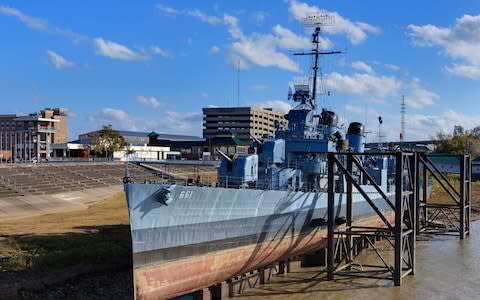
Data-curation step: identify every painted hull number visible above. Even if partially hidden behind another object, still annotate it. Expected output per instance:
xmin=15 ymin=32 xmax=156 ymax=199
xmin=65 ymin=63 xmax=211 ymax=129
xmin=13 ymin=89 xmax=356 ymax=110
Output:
xmin=179 ymin=190 xmax=193 ymax=199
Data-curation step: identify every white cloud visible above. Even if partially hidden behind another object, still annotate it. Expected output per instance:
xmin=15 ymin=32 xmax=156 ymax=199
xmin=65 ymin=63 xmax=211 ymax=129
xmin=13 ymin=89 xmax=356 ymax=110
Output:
xmin=0 ymin=6 xmax=86 ymax=43
xmin=136 ymin=96 xmax=161 ymax=108
xmin=224 ymin=14 xmax=245 ymax=40
xmin=156 ymin=5 xmax=221 ymax=25
xmin=288 ymin=0 xmax=380 ymax=45
xmin=251 ymin=100 xmax=292 ymax=114
xmin=273 ymin=24 xmax=321 ymax=49
xmin=345 ymin=103 xmax=366 ymax=115
xmin=352 ymin=61 xmax=374 ymax=74
xmin=157 ymin=111 xmax=204 ymax=134
xmin=157 ymin=4 xmax=312 ymax=72
xmin=187 ymin=9 xmax=222 ymax=25
xmin=156 ymin=5 xmax=179 ymax=15
xmin=94 ymin=38 xmax=147 ymax=61
xmin=325 ymin=72 xmax=400 ymax=97
xmin=223 ymin=14 xmax=310 ymax=72
xmin=46 ymin=50 xmax=74 ymax=69
xmin=408 ymin=14 xmax=480 ymax=80
xmin=209 ymin=45 xmax=221 ymax=54
xmin=88 ymin=108 xmax=138 ymax=130
xmin=385 ymin=63 xmax=400 ymax=72
xmin=0 ymin=6 xmax=47 ymax=30
xmin=445 ymin=64 xmax=480 ymax=80
xmin=201 ymin=92 xmax=209 ymax=99
xmin=252 ymin=11 xmax=268 ymax=24
xmin=151 ymin=46 xmax=171 ymax=58
xmin=225 ymin=53 xmax=250 ymax=70
xmin=87 ymin=107 xmax=203 ymax=135
xmin=405 ymin=78 xmax=439 ymax=109
xmin=407 ymin=110 xmax=480 ymax=140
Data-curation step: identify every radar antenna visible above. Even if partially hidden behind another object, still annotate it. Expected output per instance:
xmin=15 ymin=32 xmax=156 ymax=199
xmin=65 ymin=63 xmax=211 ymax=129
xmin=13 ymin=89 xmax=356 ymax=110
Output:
xmin=294 ymin=12 xmax=341 ymax=111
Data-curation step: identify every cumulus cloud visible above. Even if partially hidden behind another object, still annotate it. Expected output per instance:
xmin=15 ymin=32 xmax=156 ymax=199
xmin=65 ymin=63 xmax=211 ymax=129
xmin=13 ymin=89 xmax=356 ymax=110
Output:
xmin=95 ymin=108 xmax=204 ymax=135
xmin=46 ymin=50 xmax=74 ymax=69
xmin=87 ymin=108 xmax=203 ymax=136
xmin=288 ymin=0 xmax=380 ymax=45
xmin=445 ymin=64 xmax=480 ymax=80
xmin=251 ymin=100 xmax=292 ymax=114
xmin=136 ymin=96 xmax=161 ymax=108
xmin=403 ymin=78 xmax=438 ymax=109
xmin=408 ymin=14 xmax=480 ymax=80
xmin=0 ymin=6 xmax=86 ymax=43
xmin=94 ymin=38 xmax=147 ymax=61
xmin=88 ymin=108 xmax=138 ymax=130
xmin=346 ymin=103 xmax=476 ymax=142
xmin=325 ymin=72 xmax=400 ymax=97
xmin=407 ymin=110 xmax=480 ymax=140
xmin=156 ymin=4 xmax=316 ymax=72
xmin=351 ymin=61 xmax=374 ymax=74
xmin=224 ymin=14 xmax=311 ymax=72
xmin=157 ymin=111 xmax=204 ymax=134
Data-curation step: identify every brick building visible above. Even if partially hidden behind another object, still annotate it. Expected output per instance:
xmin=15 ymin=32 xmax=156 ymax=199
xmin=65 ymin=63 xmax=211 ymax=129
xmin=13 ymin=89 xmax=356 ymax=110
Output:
xmin=0 ymin=108 xmax=68 ymax=162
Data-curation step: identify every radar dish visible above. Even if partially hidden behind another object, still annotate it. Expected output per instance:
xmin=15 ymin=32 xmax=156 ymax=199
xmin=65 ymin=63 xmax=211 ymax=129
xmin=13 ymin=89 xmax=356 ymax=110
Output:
xmin=303 ymin=12 xmax=334 ymax=27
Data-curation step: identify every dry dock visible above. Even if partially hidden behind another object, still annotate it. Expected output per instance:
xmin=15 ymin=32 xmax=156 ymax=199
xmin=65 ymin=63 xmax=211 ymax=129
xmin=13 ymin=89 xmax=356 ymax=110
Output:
xmin=233 ymin=220 xmax=480 ymax=300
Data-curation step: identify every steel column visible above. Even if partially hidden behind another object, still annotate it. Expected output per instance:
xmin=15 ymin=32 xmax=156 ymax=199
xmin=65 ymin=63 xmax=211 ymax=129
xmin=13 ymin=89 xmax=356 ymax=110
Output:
xmin=394 ymin=152 xmax=403 ymax=286
xmin=327 ymin=152 xmax=335 ymax=281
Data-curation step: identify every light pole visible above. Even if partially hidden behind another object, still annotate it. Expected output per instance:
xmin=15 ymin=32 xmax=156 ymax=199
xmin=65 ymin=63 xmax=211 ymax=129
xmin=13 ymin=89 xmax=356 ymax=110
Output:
xmin=378 ymin=116 xmax=383 ymax=148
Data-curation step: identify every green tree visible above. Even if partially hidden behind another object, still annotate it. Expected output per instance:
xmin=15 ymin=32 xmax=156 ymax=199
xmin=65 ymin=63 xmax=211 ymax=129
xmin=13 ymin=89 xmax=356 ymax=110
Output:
xmin=435 ymin=125 xmax=480 ymax=158
xmin=88 ymin=125 xmax=127 ymax=158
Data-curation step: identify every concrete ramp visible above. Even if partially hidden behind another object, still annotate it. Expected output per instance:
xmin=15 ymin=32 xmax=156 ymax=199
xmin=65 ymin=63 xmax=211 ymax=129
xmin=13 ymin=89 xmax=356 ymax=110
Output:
xmin=0 ymin=185 xmax=123 ymax=221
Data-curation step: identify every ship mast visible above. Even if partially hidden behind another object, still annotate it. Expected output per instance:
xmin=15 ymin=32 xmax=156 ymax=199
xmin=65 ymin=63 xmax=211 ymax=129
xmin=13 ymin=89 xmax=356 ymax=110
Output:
xmin=294 ymin=13 xmax=341 ymax=111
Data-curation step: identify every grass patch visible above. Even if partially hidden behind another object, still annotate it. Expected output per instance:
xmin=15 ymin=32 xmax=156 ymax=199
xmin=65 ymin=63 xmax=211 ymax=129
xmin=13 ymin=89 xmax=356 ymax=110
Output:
xmin=1 ymin=226 xmax=131 ymax=272
xmin=0 ymin=192 xmax=132 ymax=273
xmin=429 ymin=174 xmax=480 ymax=205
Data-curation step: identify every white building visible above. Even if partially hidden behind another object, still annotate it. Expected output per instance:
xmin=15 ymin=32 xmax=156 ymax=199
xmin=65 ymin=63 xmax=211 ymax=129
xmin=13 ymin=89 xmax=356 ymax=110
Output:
xmin=114 ymin=144 xmax=172 ymax=161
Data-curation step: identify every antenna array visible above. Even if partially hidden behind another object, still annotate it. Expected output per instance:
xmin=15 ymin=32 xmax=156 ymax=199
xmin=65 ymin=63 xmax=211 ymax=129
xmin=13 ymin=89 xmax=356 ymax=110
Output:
xmin=303 ymin=12 xmax=334 ymax=27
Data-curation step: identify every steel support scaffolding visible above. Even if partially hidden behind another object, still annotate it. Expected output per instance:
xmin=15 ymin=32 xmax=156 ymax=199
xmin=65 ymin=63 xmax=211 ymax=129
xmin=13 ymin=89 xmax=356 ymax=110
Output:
xmin=327 ymin=152 xmax=416 ymax=286
xmin=417 ymin=154 xmax=471 ymax=239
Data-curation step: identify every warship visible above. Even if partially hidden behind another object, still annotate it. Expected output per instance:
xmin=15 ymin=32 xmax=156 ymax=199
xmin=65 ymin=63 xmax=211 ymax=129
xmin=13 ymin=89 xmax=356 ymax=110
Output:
xmin=123 ymin=20 xmax=397 ymax=299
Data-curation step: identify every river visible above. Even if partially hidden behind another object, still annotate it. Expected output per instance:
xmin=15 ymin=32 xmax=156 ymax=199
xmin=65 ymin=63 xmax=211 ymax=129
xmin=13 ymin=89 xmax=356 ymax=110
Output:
xmin=234 ymin=221 xmax=480 ymax=300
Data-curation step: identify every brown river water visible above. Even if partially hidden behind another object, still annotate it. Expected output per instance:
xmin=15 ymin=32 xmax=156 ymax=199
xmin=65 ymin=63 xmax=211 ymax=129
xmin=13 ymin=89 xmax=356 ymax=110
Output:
xmin=234 ymin=221 xmax=480 ymax=300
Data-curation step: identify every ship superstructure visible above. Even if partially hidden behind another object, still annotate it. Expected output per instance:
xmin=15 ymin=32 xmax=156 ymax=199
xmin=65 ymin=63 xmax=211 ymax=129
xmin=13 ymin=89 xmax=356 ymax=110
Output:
xmin=217 ymin=24 xmax=368 ymax=192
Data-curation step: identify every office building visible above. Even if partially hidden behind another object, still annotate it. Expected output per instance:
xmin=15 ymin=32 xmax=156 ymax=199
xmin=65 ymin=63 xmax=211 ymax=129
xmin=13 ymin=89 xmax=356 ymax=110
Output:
xmin=202 ymin=107 xmax=287 ymax=142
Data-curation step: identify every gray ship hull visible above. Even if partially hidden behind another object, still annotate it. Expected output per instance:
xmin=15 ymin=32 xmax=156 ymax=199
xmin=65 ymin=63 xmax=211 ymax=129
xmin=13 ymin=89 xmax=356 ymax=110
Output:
xmin=124 ymin=183 xmax=394 ymax=299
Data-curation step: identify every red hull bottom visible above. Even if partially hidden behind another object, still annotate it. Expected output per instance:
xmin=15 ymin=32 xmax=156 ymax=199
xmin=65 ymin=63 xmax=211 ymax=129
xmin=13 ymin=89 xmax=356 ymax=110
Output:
xmin=133 ymin=217 xmax=387 ymax=299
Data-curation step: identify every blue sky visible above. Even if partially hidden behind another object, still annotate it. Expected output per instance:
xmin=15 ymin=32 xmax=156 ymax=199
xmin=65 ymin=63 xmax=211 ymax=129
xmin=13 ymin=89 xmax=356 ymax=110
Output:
xmin=1 ymin=1 xmax=480 ymax=143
